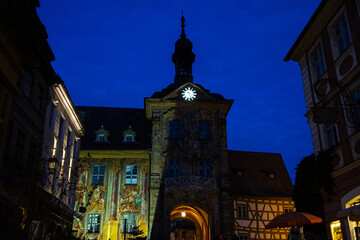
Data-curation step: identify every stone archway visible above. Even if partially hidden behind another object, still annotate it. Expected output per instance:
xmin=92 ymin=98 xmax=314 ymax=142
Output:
xmin=170 ymin=205 xmax=210 ymax=240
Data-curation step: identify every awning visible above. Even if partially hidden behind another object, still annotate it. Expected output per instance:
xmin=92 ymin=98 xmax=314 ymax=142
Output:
xmin=337 ymin=205 xmax=360 ymax=221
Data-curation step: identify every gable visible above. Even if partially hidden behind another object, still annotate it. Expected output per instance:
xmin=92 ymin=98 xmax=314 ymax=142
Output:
xmin=162 ymin=82 xmax=218 ymax=102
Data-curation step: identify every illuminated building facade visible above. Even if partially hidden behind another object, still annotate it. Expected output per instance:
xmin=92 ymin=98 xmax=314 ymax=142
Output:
xmin=73 ymin=16 xmax=294 ymax=240
xmin=0 ymin=1 xmax=84 ymax=239
xmin=285 ymin=0 xmax=360 ymax=239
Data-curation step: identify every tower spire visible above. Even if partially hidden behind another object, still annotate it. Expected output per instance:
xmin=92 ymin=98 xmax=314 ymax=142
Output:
xmin=181 ymin=10 xmax=186 ymax=39
xmin=172 ymin=12 xmax=195 ymax=83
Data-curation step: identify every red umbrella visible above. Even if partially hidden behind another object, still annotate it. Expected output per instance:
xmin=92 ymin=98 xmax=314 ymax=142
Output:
xmin=265 ymin=212 xmax=323 ymax=229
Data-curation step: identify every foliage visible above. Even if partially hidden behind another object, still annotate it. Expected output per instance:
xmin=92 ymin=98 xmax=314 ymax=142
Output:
xmin=127 ymin=226 xmax=147 ymax=240
xmin=293 ymin=150 xmax=334 ymax=239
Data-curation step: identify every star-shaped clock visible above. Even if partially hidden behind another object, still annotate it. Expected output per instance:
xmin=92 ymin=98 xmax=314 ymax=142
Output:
xmin=182 ymin=87 xmax=197 ymax=101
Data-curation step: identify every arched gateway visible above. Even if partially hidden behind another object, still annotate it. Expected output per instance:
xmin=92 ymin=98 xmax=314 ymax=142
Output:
xmin=170 ymin=205 xmax=210 ymax=240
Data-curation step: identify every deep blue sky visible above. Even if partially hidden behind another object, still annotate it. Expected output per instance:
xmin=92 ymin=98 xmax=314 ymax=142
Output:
xmin=37 ymin=0 xmax=322 ymax=182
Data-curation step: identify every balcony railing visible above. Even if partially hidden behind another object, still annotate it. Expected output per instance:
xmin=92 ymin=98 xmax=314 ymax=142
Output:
xmin=164 ymin=175 xmax=217 ymax=192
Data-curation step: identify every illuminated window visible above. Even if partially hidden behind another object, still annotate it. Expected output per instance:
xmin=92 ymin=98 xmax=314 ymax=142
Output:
xmin=168 ymin=159 xmax=181 ymax=177
xmin=335 ymin=15 xmax=351 ymax=54
xmin=330 ymin=220 xmax=342 ymax=240
xmin=200 ymin=160 xmax=212 ymax=177
xmin=125 ymin=165 xmax=138 ymax=185
xmin=312 ymin=45 xmax=326 ymax=79
xmin=122 ymin=214 xmax=136 ymax=233
xmin=87 ymin=214 xmax=101 ymax=233
xmin=237 ymin=205 xmax=248 ymax=218
xmin=92 ymin=165 xmax=105 ymax=185
xmin=198 ymin=121 xmax=210 ymax=139
xmin=169 ymin=120 xmax=181 ymax=139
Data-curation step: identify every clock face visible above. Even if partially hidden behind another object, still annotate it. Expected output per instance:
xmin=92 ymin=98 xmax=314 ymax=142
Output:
xmin=182 ymin=87 xmax=197 ymax=101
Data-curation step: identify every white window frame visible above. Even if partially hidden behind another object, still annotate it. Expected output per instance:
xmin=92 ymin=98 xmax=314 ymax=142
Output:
xmin=87 ymin=213 xmax=101 ymax=233
xmin=122 ymin=213 xmax=136 ymax=233
xmin=327 ymin=6 xmax=352 ymax=60
xmin=125 ymin=165 xmax=138 ymax=185
xmin=237 ymin=205 xmax=248 ymax=218
xmin=92 ymin=165 xmax=105 ymax=185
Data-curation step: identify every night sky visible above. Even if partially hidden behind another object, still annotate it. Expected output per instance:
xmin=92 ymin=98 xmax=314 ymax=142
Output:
xmin=37 ymin=0 xmax=322 ymax=182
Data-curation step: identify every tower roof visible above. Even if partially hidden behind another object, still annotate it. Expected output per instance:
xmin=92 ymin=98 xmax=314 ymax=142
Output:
xmin=172 ymin=12 xmax=195 ymax=83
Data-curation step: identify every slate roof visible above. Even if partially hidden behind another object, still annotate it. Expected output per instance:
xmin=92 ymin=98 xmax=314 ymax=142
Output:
xmin=228 ymin=150 xmax=293 ymax=197
xmin=76 ymin=106 xmax=151 ymax=150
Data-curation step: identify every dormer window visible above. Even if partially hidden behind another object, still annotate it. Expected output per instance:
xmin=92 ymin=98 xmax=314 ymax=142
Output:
xmin=98 ymin=134 xmax=105 ymax=142
xmin=126 ymin=134 xmax=134 ymax=142
xmin=123 ymin=125 xmax=136 ymax=143
xmin=95 ymin=125 xmax=109 ymax=142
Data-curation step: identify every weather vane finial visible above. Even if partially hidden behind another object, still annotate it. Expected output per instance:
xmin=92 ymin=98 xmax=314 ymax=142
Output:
xmin=180 ymin=9 xmax=186 ymax=39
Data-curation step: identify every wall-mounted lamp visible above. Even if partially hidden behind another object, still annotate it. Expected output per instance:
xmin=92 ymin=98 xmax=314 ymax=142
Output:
xmin=47 ymin=156 xmax=59 ymax=174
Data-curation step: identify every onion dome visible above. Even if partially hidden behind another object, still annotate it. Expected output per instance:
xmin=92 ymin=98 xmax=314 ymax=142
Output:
xmin=172 ymin=13 xmax=195 ymax=83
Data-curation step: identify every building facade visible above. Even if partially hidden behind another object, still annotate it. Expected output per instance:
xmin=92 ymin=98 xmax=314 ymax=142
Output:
xmin=285 ymin=0 xmax=360 ymax=239
xmin=229 ymin=151 xmax=294 ymax=240
xmin=0 ymin=0 xmax=56 ymax=238
xmin=35 ymin=78 xmax=84 ymax=239
xmin=73 ymin=16 xmax=294 ymax=240
xmin=0 ymin=1 xmax=84 ymax=239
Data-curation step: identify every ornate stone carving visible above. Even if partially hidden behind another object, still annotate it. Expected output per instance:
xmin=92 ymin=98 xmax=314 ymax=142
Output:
xmin=164 ymin=176 xmax=217 ymax=192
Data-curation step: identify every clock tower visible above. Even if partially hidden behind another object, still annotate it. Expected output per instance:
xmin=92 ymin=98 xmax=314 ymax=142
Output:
xmin=145 ymin=14 xmax=234 ymax=240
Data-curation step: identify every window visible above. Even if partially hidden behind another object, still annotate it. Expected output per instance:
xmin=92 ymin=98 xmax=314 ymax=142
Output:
xmin=125 ymin=165 xmax=138 ymax=185
xmin=237 ymin=205 xmax=248 ymax=218
xmin=168 ymin=159 xmax=181 ymax=177
xmin=66 ymin=129 xmax=72 ymax=149
xmin=92 ymin=165 xmax=105 ymax=185
xmin=200 ymin=160 xmax=212 ymax=177
xmin=58 ymin=117 xmax=65 ymax=142
xmin=126 ymin=134 xmax=134 ymax=142
xmin=325 ymin=124 xmax=338 ymax=148
xmin=87 ymin=214 xmax=101 ymax=233
xmin=15 ymin=130 xmax=26 ymax=167
xmin=35 ymin=85 xmax=43 ymax=112
xmin=27 ymin=141 xmax=37 ymax=173
xmin=312 ymin=45 xmax=326 ymax=79
xmin=169 ymin=120 xmax=181 ymax=139
xmin=49 ymin=103 xmax=57 ymax=131
xmin=239 ymin=235 xmax=248 ymax=240
xmin=182 ymin=231 xmax=186 ymax=238
xmin=97 ymin=133 xmax=105 ymax=142
xmin=198 ymin=121 xmax=210 ymax=139
xmin=352 ymin=90 xmax=360 ymax=130
xmin=23 ymin=71 xmax=32 ymax=98
xmin=122 ymin=214 xmax=136 ymax=233
xmin=335 ymin=15 xmax=351 ymax=54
